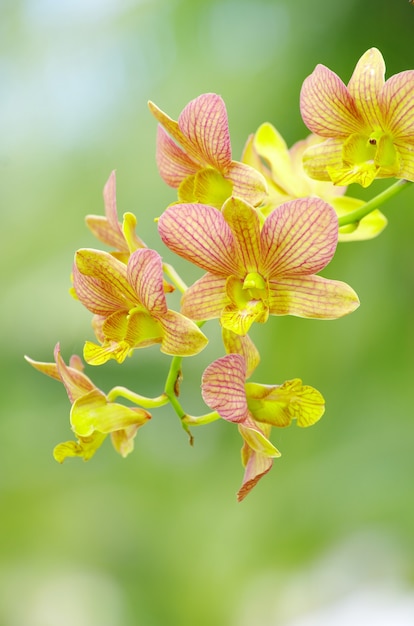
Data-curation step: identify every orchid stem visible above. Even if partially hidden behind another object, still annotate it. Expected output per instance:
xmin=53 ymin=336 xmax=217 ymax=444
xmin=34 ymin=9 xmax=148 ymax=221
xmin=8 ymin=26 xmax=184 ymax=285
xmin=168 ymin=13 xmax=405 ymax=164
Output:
xmin=163 ymin=263 xmax=188 ymax=293
xmin=107 ymin=386 xmax=169 ymax=408
xmin=338 ymin=179 xmax=412 ymax=228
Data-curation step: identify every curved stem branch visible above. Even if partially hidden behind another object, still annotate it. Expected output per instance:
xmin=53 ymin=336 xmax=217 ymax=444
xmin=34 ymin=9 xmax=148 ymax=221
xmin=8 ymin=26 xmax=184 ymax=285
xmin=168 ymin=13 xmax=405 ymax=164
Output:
xmin=338 ymin=179 xmax=412 ymax=228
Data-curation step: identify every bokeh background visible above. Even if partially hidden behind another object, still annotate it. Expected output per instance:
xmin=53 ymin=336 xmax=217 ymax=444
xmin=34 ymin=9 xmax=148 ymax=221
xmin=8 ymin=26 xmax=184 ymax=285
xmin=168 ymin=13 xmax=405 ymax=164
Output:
xmin=2 ymin=0 xmax=414 ymax=624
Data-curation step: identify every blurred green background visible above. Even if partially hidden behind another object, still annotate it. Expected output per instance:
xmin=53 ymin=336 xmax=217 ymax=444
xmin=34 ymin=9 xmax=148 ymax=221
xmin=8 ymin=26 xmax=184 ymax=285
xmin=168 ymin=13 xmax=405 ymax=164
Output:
xmin=2 ymin=0 xmax=414 ymax=624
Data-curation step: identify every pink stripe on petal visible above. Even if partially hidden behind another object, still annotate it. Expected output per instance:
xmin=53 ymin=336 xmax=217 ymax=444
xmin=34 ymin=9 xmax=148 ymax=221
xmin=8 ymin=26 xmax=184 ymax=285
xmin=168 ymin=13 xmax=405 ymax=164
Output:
xmin=127 ymin=249 xmax=167 ymax=316
xmin=72 ymin=264 xmax=131 ymax=316
xmin=75 ymin=249 xmax=137 ymax=303
xmin=222 ymin=198 xmax=261 ymax=273
xmin=237 ymin=450 xmax=273 ymax=502
xmin=158 ymin=310 xmax=208 ymax=356
xmin=268 ymin=275 xmax=360 ymax=319
xmin=300 ymin=64 xmax=364 ymax=137
xmin=261 ymin=198 xmax=338 ymax=278
xmin=156 ymin=126 xmax=199 ymax=187
xmin=178 ymin=93 xmax=232 ymax=172
xmin=382 ymin=71 xmax=414 ymax=140
xmin=302 ymin=138 xmax=344 ymax=181
xmin=181 ymin=273 xmax=228 ymax=321
xmin=347 ymin=48 xmax=385 ymax=127
xmin=201 ymin=354 xmax=248 ymax=422
xmin=226 ymin=161 xmax=268 ymax=207
xmin=54 ymin=344 xmax=96 ymax=403
xmin=158 ymin=204 xmax=242 ymax=276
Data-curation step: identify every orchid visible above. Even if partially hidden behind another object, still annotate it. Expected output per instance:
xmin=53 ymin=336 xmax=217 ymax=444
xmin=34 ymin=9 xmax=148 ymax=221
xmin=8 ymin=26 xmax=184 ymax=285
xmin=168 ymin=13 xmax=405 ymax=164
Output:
xmin=201 ymin=353 xmax=325 ymax=500
xmin=148 ymin=93 xmax=267 ymax=209
xmin=158 ymin=195 xmax=359 ymax=335
xmin=300 ymin=47 xmax=414 ymax=187
xmin=85 ymin=170 xmax=146 ymax=262
xmin=72 ymin=246 xmax=208 ymax=365
xmin=25 ymin=344 xmax=151 ymax=462
xmin=243 ymin=123 xmax=387 ymax=241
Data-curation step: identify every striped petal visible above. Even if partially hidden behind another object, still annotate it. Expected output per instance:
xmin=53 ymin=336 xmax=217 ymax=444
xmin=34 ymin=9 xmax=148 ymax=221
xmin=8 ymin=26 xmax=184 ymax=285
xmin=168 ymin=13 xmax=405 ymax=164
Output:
xmin=268 ymin=275 xmax=360 ymax=319
xmin=178 ymin=93 xmax=232 ymax=171
xmin=155 ymin=126 xmax=199 ymax=187
xmin=201 ymin=354 xmax=248 ymax=423
xmin=237 ymin=442 xmax=274 ymax=502
xmin=382 ymin=70 xmax=414 ymax=140
xmin=261 ymin=198 xmax=338 ymax=278
xmin=302 ymin=138 xmax=344 ymax=182
xmin=221 ymin=328 xmax=260 ymax=379
xmin=300 ymin=64 xmax=364 ymax=137
xmin=222 ymin=197 xmax=261 ymax=272
xmin=158 ymin=310 xmax=208 ymax=356
xmin=158 ymin=203 xmax=243 ymax=276
xmin=347 ymin=48 xmax=385 ymax=128
xmin=225 ymin=161 xmax=268 ymax=207
xmin=127 ymin=248 xmax=167 ymax=316
xmin=72 ymin=263 xmax=130 ymax=316
xmin=394 ymin=142 xmax=414 ymax=182
xmin=181 ymin=273 xmax=228 ymax=321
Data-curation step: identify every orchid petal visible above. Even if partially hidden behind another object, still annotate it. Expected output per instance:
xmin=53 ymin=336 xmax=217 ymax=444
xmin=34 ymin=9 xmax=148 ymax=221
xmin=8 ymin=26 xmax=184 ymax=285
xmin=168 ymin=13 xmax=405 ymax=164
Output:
xmin=83 ymin=339 xmax=131 ymax=365
xmin=238 ymin=417 xmax=281 ymax=457
xmin=158 ymin=203 xmax=242 ymax=276
xmin=201 ymin=354 xmax=249 ymax=423
xmin=382 ymin=70 xmax=414 ymax=140
xmin=75 ymin=249 xmax=137 ymax=307
xmin=221 ymin=328 xmax=260 ymax=378
xmin=158 ymin=310 xmax=208 ymax=356
xmin=178 ymin=93 xmax=232 ymax=171
xmin=237 ymin=446 xmax=273 ymax=502
xmin=268 ymin=275 xmax=360 ymax=319
xmin=53 ymin=432 xmax=107 ymax=463
xmin=127 ymin=248 xmax=167 ymax=316
xmin=347 ymin=47 xmax=385 ymax=127
xmin=181 ymin=273 xmax=228 ymax=321
xmin=178 ymin=168 xmax=233 ymax=209
xmin=54 ymin=344 xmax=96 ymax=402
xmin=225 ymin=161 xmax=268 ymax=207
xmin=252 ymin=122 xmax=299 ymax=196
xmin=155 ymin=126 xmax=199 ymax=187
xmin=111 ymin=425 xmax=140 ymax=458
xmin=71 ymin=389 xmax=150 ymax=437
xmin=394 ymin=142 xmax=414 ymax=182
xmin=332 ymin=196 xmax=388 ymax=241
xmin=300 ymin=64 xmax=364 ymax=137
xmin=261 ymin=198 xmax=338 ymax=277
xmin=302 ymin=138 xmax=344 ymax=182
xmin=72 ymin=263 xmax=131 ymax=316
xmin=222 ymin=197 xmax=262 ymax=272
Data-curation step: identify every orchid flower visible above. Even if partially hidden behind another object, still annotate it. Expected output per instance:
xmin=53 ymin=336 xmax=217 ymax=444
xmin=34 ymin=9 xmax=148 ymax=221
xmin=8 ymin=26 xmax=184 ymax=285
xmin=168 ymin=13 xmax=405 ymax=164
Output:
xmin=85 ymin=170 xmax=146 ymax=262
xmin=300 ymin=47 xmax=414 ymax=187
xmin=148 ymin=93 xmax=267 ymax=209
xmin=201 ymin=353 xmax=325 ymax=500
xmin=243 ymin=123 xmax=387 ymax=241
xmin=25 ymin=344 xmax=151 ymax=462
xmin=158 ymin=195 xmax=359 ymax=336
xmin=72 ymin=247 xmax=208 ymax=365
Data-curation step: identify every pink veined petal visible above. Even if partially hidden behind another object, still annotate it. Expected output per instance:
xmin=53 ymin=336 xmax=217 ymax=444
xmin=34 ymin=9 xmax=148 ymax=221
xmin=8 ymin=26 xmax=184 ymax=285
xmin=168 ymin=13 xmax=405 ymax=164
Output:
xmin=181 ymin=273 xmax=228 ymax=321
xmin=268 ymin=275 xmax=360 ymax=319
xmin=225 ymin=161 xmax=268 ymax=207
xmin=393 ymin=141 xmax=414 ymax=182
xmin=201 ymin=354 xmax=249 ymax=423
xmin=156 ymin=126 xmax=199 ymax=187
xmin=103 ymin=170 xmax=122 ymax=233
xmin=347 ymin=48 xmax=385 ymax=128
xmin=300 ymin=64 xmax=365 ymax=137
xmin=222 ymin=197 xmax=261 ymax=272
xmin=261 ymin=197 xmax=338 ymax=278
xmin=158 ymin=203 xmax=243 ymax=276
xmin=54 ymin=344 xmax=96 ymax=402
xmin=178 ymin=93 xmax=232 ymax=172
xmin=75 ymin=249 xmax=138 ymax=303
xmin=382 ymin=70 xmax=414 ymax=140
xmin=158 ymin=310 xmax=208 ymax=356
xmin=221 ymin=328 xmax=260 ymax=379
xmin=302 ymin=138 xmax=344 ymax=182
xmin=72 ymin=263 xmax=132 ymax=316
xmin=127 ymin=248 xmax=167 ymax=316
xmin=237 ymin=448 xmax=273 ymax=502
xmin=85 ymin=215 xmax=127 ymax=252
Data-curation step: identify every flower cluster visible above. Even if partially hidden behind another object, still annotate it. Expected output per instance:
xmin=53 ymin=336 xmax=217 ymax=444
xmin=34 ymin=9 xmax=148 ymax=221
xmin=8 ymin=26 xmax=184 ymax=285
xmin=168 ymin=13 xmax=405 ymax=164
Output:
xmin=26 ymin=48 xmax=414 ymax=500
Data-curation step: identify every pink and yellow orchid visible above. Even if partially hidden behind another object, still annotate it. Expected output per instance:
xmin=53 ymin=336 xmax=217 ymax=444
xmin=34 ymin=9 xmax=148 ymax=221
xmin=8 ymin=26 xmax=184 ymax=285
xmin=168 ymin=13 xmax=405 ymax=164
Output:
xmin=158 ymin=195 xmax=359 ymax=336
xmin=85 ymin=170 xmax=146 ymax=262
xmin=25 ymin=344 xmax=151 ymax=462
xmin=300 ymin=47 xmax=414 ymax=187
xmin=72 ymin=247 xmax=208 ymax=365
xmin=148 ymin=93 xmax=267 ymax=209
xmin=243 ymin=123 xmax=387 ymax=240
xmin=201 ymin=353 xmax=325 ymax=500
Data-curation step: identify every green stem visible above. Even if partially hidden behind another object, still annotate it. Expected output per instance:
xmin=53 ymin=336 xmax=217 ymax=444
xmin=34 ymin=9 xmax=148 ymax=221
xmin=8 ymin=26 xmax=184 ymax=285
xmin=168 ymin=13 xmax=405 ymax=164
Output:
xmin=163 ymin=263 xmax=188 ymax=293
xmin=183 ymin=411 xmax=221 ymax=426
xmin=107 ymin=386 xmax=169 ymax=408
xmin=338 ymin=179 xmax=412 ymax=227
